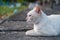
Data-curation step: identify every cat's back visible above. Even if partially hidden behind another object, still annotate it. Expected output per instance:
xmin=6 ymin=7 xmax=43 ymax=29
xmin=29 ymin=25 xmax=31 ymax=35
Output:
xmin=48 ymin=15 xmax=60 ymax=23
xmin=48 ymin=15 xmax=60 ymax=33
xmin=48 ymin=15 xmax=60 ymax=21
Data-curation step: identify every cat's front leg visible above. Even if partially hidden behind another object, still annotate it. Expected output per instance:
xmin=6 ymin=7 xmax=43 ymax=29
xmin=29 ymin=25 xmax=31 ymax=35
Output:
xmin=26 ymin=30 xmax=37 ymax=36
xmin=25 ymin=30 xmax=45 ymax=36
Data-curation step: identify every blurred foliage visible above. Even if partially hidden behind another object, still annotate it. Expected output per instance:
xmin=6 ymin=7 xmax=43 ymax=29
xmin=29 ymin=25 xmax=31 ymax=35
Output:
xmin=0 ymin=5 xmax=27 ymax=18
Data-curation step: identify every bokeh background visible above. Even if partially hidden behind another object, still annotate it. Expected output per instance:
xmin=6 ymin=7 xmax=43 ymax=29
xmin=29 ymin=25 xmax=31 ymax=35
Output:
xmin=0 ymin=0 xmax=60 ymax=20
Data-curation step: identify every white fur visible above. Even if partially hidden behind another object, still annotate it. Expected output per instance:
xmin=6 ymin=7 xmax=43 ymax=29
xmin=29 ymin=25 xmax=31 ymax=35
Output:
xmin=26 ymin=8 xmax=60 ymax=36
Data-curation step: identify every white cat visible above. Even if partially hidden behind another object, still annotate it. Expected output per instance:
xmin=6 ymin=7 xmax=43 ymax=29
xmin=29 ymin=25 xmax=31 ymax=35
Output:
xmin=25 ymin=5 xmax=60 ymax=36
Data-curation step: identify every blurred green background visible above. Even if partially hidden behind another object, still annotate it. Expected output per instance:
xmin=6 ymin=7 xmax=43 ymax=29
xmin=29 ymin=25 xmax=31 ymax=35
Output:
xmin=0 ymin=0 xmax=60 ymax=19
xmin=0 ymin=0 xmax=37 ymax=19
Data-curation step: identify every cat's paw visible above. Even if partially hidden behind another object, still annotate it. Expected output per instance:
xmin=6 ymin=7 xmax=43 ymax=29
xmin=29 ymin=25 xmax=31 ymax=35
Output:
xmin=25 ymin=30 xmax=42 ymax=36
xmin=25 ymin=30 xmax=47 ymax=36
xmin=25 ymin=30 xmax=36 ymax=36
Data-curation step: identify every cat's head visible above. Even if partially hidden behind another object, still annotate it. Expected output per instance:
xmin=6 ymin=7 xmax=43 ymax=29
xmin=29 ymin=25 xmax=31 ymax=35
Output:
xmin=26 ymin=5 xmax=42 ymax=24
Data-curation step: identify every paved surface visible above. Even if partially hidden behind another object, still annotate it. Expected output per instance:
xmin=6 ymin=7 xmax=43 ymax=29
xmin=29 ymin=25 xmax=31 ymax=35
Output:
xmin=0 ymin=21 xmax=33 ymax=30
xmin=0 ymin=32 xmax=60 ymax=40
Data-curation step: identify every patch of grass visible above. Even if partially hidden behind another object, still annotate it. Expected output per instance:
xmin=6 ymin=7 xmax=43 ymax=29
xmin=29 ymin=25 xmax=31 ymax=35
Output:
xmin=0 ymin=5 xmax=27 ymax=19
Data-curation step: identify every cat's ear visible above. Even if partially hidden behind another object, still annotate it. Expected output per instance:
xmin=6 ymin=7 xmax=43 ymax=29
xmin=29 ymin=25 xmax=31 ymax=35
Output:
xmin=33 ymin=5 xmax=41 ymax=14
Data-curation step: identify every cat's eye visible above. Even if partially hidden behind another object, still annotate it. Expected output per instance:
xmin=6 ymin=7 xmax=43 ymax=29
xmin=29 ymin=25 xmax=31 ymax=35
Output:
xmin=29 ymin=15 xmax=31 ymax=17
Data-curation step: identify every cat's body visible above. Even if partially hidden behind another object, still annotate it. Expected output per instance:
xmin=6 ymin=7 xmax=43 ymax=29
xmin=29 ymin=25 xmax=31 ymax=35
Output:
xmin=26 ymin=5 xmax=60 ymax=36
xmin=48 ymin=15 xmax=60 ymax=34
